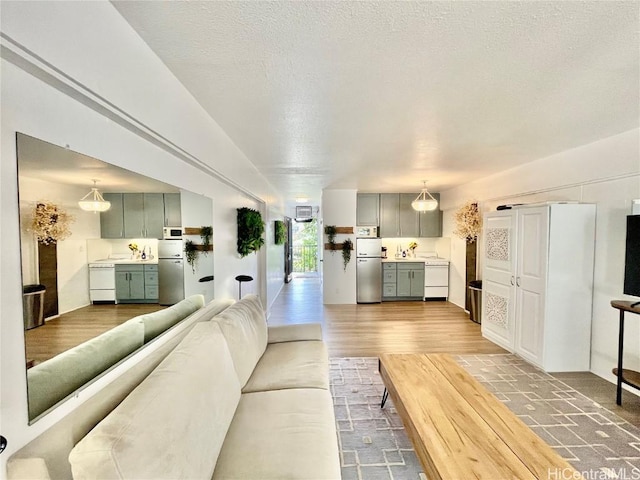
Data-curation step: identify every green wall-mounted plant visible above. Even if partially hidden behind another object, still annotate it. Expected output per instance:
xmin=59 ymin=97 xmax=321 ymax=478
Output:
xmin=200 ymin=226 xmax=213 ymax=251
xmin=325 ymin=225 xmax=337 ymax=252
xmin=342 ymin=238 xmax=353 ymax=271
xmin=237 ymin=207 xmax=265 ymax=257
xmin=274 ymin=220 xmax=287 ymax=245
xmin=184 ymin=240 xmax=198 ymax=272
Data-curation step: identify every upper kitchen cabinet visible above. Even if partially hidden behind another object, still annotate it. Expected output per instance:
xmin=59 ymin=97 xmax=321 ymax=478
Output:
xmin=123 ymin=193 xmax=164 ymax=239
xmin=380 ymin=194 xmax=400 ymax=237
xmin=381 ymin=193 xmax=440 ymax=237
xmin=356 ymin=193 xmax=379 ymax=226
xmin=418 ymin=193 xmax=442 ymax=237
xmin=163 ymin=193 xmax=182 ymax=227
xmin=101 ymin=193 xmax=166 ymax=239
xmin=399 ymin=193 xmax=420 ymax=237
xmin=100 ymin=193 xmax=124 ymax=238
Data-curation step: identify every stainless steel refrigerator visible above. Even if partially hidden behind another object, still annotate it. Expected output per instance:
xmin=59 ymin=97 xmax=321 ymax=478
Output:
xmin=158 ymin=240 xmax=185 ymax=305
xmin=356 ymin=238 xmax=382 ymax=303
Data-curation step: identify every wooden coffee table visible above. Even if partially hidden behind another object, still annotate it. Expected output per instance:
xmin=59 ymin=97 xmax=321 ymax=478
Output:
xmin=379 ymin=354 xmax=581 ymax=480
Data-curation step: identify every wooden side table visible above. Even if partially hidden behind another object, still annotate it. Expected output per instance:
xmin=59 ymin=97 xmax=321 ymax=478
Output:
xmin=611 ymin=300 xmax=640 ymax=405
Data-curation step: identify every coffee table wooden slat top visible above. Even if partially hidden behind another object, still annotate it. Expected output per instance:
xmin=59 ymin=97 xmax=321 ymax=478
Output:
xmin=379 ymin=354 xmax=581 ymax=480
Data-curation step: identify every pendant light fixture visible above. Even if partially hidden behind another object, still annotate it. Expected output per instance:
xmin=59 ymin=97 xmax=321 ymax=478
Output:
xmin=411 ymin=180 xmax=438 ymax=212
xmin=78 ymin=180 xmax=111 ymax=213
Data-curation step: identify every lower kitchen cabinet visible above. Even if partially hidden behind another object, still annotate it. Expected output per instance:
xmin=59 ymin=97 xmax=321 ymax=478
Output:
xmin=115 ymin=264 xmax=158 ymax=303
xmin=382 ymin=262 xmax=424 ymax=301
xmin=382 ymin=263 xmax=397 ymax=299
xmin=397 ymin=263 xmax=424 ymax=298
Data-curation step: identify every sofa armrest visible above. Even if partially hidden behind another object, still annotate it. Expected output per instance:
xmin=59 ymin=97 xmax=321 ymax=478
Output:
xmin=267 ymin=323 xmax=323 ymax=343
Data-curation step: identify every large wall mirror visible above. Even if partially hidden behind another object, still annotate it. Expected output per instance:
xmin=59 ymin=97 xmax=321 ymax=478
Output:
xmin=17 ymin=133 xmax=214 ymax=422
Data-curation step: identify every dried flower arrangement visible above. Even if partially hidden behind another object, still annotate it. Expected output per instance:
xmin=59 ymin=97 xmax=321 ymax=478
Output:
xmin=453 ymin=201 xmax=481 ymax=242
xmin=31 ymin=202 xmax=74 ymax=245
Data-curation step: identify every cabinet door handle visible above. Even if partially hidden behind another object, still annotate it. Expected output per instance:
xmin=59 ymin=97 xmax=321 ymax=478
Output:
xmin=510 ymin=276 xmax=515 ymax=286
xmin=516 ymin=277 xmax=521 ymax=287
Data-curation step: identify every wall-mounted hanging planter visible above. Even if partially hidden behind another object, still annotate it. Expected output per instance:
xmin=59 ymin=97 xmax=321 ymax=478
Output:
xmin=237 ymin=207 xmax=265 ymax=257
xmin=183 ymin=226 xmax=213 ymax=272
xmin=275 ymin=220 xmax=287 ymax=245
xmin=342 ymin=238 xmax=353 ymax=271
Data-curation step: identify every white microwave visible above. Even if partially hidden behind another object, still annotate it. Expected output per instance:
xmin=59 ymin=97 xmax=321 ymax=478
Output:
xmin=163 ymin=227 xmax=183 ymax=239
xmin=356 ymin=226 xmax=378 ymax=237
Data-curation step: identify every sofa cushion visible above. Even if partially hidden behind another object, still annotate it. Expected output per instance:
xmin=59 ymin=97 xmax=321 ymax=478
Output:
xmin=242 ymin=340 xmax=329 ymax=393
xmin=212 ymin=294 xmax=268 ymax=387
xmin=69 ymin=321 xmax=240 ymax=480
xmin=267 ymin=323 xmax=323 ymax=343
xmin=138 ymin=294 xmax=205 ymax=343
xmin=213 ymin=389 xmax=340 ymax=480
xmin=27 ymin=319 xmax=144 ymax=419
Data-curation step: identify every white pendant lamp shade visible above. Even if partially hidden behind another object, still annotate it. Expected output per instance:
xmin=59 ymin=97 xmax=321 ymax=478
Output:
xmin=411 ymin=181 xmax=438 ymax=212
xmin=78 ymin=180 xmax=111 ymax=212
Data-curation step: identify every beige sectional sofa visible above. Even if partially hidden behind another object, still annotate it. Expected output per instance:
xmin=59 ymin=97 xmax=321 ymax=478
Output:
xmin=66 ymin=294 xmax=340 ymax=479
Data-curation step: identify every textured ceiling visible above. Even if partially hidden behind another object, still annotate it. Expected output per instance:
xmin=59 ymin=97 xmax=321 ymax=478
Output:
xmin=112 ymin=1 xmax=639 ymax=208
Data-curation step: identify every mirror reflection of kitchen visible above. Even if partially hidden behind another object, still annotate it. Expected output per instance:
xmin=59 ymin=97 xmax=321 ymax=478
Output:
xmin=17 ymin=133 xmax=214 ymax=421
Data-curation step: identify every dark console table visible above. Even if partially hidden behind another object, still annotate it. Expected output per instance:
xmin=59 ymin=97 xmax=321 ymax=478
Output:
xmin=611 ymin=300 xmax=640 ymax=405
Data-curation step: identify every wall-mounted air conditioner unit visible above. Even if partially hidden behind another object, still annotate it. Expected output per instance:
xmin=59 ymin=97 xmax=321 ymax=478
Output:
xmin=295 ymin=205 xmax=313 ymax=222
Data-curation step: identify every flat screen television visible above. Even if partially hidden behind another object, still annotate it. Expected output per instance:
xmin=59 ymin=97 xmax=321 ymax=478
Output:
xmin=624 ymin=215 xmax=640 ymax=304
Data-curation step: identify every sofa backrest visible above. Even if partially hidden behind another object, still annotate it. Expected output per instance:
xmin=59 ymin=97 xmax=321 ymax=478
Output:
xmin=11 ymin=298 xmax=235 ymax=480
xmin=69 ymin=321 xmax=241 ymax=480
xmin=27 ymin=320 xmax=144 ymax=420
xmin=138 ymin=293 xmax=205 ymax=343
xmin=211 ymin=294 xmax=268 ymax=387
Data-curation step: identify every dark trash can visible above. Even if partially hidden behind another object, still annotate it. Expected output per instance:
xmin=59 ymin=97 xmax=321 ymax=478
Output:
xmin=23 ymin=284 xmax=46 ymax=330
xmin=468 ymin=280 xmax=482 ymax=324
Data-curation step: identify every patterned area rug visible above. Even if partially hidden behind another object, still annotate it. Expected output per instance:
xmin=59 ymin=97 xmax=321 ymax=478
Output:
xmin=329 ymin=355 xmax=640 ymax=480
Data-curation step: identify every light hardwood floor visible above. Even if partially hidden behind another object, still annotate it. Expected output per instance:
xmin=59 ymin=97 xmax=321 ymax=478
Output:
xmin=25 ymin=303 xmax=165 ymax=365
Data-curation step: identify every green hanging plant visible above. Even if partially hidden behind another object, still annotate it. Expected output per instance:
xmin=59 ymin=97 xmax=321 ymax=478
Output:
xmin=325 ymin=225 xmax=337 ymax=252
xmin=184 ymin=240 xmax=198 ymax=272
xmin=342 ymin=238 xmax=353 ymax=271
xmin=237 ymin=207 xmax=265 ymax=257
xmin=200 ymin=226 xmax=213 ymax=254
xmin=274 ymin=220 xmax=287 ymax=245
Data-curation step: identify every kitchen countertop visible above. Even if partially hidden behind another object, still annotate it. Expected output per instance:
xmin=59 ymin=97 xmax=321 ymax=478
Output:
xmin=382 ymin=257 xmax=450 ymax=263
xmin=89 ymin=258 xmax=159 ymax=265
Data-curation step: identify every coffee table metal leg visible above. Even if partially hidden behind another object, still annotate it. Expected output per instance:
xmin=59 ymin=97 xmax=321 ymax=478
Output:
xmin=381 ymin=388 xmax=389 ymax=408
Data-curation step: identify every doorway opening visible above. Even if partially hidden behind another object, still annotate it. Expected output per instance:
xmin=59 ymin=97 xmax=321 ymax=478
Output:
xmin=292 ymin=218 xmax=319 ymax=277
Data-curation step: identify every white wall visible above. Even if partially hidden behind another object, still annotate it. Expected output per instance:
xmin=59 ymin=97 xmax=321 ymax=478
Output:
xmin=322 ymin=189 xmax=357 ymax=304
xmin=0 ymin=2 xmax=282 ymax=472
xmin=441 ymin=129 xmax=640 ymax=385
xmin=18 ymin=177 xmax=101 ymax=315
xmin=265 ymin=205 xmax=286 ymax=315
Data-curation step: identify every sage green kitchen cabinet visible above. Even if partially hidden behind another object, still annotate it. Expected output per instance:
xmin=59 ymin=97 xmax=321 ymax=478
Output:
xmin=115 ymin=265 xmax=145 ymax=302
xmin=123 ymin=193 xmax=164 ymax=239
xmin=380 ymin=194 xmax=400 ymax=237
xmin=144 ymin=264 xmax=159 ymax=300
xmin=356 ymin=193 xmax=380 ymax=226
xmin=399 ymin=193 xmax=420 ymax=237
xmin=396 ymin=263 xmax=424 ymax=298
xmin=382 ymin=263 xmax=397 ymax=299
xmin=418 ymin=193 xmax=442 ymax=237
xmin=99 ymin=193 xmax=124 ymax=238
xmin=102 ymin=193 xmax=174 ymax=239
xmin=163 ymin=193 xmax=182 ymax=227
xmin=116 ymin=264 xmax=158 ymax=302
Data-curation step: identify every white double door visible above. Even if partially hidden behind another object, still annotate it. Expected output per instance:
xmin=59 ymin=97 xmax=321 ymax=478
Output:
xmin=482 ymin=207 xmax=548 ymax=366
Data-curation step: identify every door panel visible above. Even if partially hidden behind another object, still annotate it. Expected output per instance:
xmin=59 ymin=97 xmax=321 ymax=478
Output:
xmin=410 ymin=268 xmax=424 ymax=297
xmin=123 ymin=193 xmax=144 ymax=238
xmin=483 ymin=211 xmax=516 ymax=287
xmin=515 ymin=288 xmax=543 ymax=365
xmin=396 ymin=269 xmax=411 ymax=296
xmin=481 ymin=279 xmax=515 ymax=351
